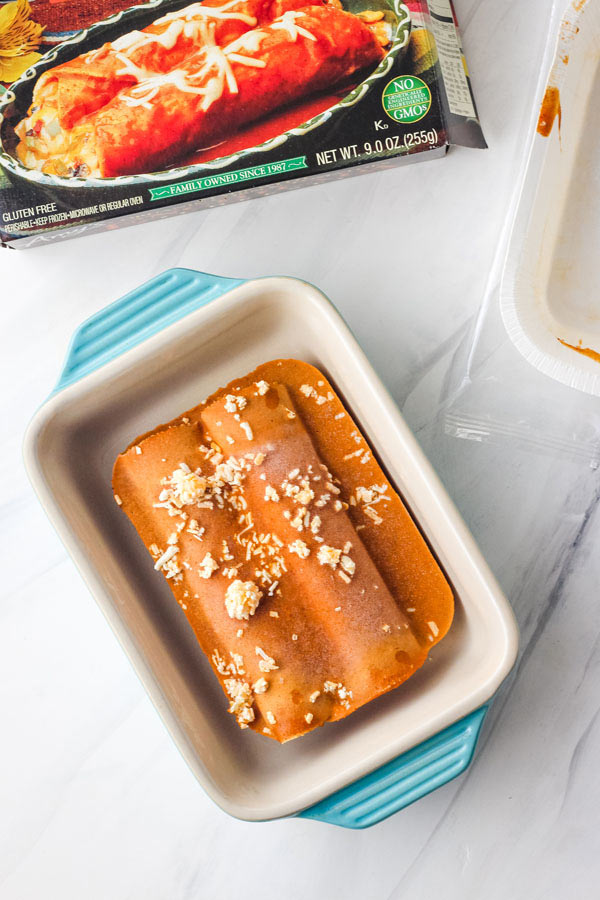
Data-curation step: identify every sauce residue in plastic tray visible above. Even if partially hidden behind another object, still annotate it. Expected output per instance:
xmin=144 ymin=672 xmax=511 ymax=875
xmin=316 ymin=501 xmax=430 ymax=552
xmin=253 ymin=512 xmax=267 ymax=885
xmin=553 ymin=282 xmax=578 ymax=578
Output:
xmin=537 ymin=85 xmax=561 ymax=137
xmin=558 ymin=338 xmax=600 ymax=363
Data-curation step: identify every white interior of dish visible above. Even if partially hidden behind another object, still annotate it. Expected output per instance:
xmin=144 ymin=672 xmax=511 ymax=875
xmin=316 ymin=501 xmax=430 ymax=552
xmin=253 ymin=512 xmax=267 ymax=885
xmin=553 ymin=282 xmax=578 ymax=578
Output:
xmin=24 ymin=276 xmax=517 ymax=821
xmin=501 ymin=0 xmax=600 ymax=396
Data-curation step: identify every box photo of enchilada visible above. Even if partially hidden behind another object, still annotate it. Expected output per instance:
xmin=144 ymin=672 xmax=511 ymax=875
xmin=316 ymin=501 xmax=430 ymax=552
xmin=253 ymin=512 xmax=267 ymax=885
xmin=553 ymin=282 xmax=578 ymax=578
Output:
xmin=0 ymin=1 xmax=485 ymax=246
xmin=0 ymin=0 xmax=411 ymax=181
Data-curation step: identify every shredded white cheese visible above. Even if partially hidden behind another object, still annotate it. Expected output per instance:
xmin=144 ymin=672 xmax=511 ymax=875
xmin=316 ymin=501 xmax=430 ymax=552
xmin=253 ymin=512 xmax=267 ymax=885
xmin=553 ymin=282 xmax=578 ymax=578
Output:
xmin=198 ymin=552 xmax=219 ymax=579
xmin=317 ymin=545 xmax=341 ymax=569
xmin=224 ymin=678 xmax=255 ymax=728
xmin=255 ymin=646 xmax=278 ymax=672
xmin=240 ymin=421 xmax=253 ymax=441
xmin=154 ymin=544 xmax=178 ymax=570
xmin=288 ymin=539 xmax=310 ymax=559
xmin=252 ymin=676 xmax=268 ymax=694
xmin=225 ymin=580 xmax=262 ymax=620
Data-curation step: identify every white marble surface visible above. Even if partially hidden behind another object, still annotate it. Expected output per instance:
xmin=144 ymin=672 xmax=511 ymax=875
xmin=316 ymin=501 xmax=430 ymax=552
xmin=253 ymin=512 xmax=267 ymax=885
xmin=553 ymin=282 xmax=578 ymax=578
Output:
xmin=3 ymin=0 xmax=600 ymax=896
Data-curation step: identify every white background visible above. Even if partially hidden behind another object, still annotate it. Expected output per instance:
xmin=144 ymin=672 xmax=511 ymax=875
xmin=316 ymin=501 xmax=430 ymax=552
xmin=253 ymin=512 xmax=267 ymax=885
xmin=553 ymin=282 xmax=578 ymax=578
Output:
xmin=3 ymin=0 xmax=600 ymax=897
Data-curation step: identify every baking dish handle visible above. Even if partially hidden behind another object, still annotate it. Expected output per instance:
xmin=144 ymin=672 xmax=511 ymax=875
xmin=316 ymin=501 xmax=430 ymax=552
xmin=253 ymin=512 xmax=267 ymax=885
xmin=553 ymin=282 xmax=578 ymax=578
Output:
xmin=54 ymin=268 xmax=244 ymax=393
xmin=299 ymin=706 xmax=488 ymax=828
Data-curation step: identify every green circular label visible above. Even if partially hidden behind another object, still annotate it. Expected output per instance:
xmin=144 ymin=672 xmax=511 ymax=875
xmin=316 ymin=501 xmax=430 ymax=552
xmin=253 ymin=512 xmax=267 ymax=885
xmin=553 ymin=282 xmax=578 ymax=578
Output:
xmin=382 ymin=76 xmax=432 ymax=124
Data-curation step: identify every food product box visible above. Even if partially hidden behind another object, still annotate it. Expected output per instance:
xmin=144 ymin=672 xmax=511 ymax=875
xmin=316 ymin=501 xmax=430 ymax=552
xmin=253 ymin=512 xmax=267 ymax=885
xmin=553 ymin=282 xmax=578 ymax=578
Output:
xmin=0 ymin=0 xmax=485 ymax=248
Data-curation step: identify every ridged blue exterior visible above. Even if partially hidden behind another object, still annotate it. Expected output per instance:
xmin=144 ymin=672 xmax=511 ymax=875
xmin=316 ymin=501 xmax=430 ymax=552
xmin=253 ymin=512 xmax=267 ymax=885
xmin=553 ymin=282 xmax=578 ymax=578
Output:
xmin=300 ymin=707 xmax=488 ymax=828
xmin=53 ymin=268 xmax=488 ymax=829
xmin=54 ymin=268 xmax=243 ymax=394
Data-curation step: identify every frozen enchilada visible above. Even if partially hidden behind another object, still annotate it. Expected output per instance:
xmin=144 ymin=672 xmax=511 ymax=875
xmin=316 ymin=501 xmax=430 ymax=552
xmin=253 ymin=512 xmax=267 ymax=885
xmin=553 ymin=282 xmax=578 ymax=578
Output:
xmin=15 ymin=3 xmax=391 ymax=177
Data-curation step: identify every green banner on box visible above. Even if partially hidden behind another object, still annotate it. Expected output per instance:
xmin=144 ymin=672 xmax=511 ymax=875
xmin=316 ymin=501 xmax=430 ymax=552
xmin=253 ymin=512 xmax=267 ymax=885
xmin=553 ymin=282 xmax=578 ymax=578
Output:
xmin=149 ymin=156 xmax=308 ymax=201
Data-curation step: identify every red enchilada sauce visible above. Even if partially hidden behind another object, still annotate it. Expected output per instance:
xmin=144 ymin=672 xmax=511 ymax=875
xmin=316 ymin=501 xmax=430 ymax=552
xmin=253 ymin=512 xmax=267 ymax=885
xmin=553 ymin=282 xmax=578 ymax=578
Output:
xmin=181 ymin=85 xmax=350 ymax=166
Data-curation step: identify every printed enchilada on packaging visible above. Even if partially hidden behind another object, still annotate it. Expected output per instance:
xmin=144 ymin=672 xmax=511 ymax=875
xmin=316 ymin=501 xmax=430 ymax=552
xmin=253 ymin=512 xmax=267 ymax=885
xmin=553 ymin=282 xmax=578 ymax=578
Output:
xmin=0 ymin=0 xmax=485 ymax=246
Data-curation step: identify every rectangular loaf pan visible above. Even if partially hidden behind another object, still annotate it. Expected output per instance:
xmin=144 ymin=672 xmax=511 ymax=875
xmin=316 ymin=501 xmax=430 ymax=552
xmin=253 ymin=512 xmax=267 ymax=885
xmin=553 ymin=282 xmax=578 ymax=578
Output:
xmin=24 ymin=269 xmax=518 ymax=827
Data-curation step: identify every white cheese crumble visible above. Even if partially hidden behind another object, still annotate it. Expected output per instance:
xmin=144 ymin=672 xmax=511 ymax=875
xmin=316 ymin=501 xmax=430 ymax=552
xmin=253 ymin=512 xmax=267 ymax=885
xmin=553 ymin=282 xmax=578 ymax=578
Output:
xmin=224 ymin=678 xmax=255 ymax=728
xmin=323 ymin=680 xmax=353 ymax=709
xmin=198 ymin=552 xmax=219 ymax=579
xmin=255 ymin=380 xmax=269 ymax=395
xmin=288 ymin=539 xmax=310 ymax=559
xmin=340 ymin=555 xmax=355 ymax=576
xmin=212 ymin=648 xmax=245 ymax=677
xmin=224 ymin=393 xmax=247 ymax=413
xmin=364 ymin=506 xmax=383 ymax=525
xmin=317 ymin=545 xmax=341 ymax=569
xmin=304 ymin=712 xmax=314 ymax=724
xmin=297 ymin=487 xmax=314 ymax=506
xmin=356 ymin=486 xmax=374 ymax=503
xmin=298 ymin=383 xmax=330 ymax=405
xmin=225 ymin=580 xmax=262 ymax=620
xmin=169 ymin=467 xmax=208 ymax=505
xmin=154 ymin=544 xmax=178 ymax=571
xmin=255 ymin=646 xmax=279 ymax=672
xmin=230 ymin=652 xmax=245 ymax=674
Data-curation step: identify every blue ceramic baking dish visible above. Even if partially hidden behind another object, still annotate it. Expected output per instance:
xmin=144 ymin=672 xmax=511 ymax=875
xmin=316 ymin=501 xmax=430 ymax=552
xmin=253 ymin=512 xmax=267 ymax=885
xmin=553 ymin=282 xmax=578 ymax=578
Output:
xmin=24 ymin=269 xmax=518 ymax=827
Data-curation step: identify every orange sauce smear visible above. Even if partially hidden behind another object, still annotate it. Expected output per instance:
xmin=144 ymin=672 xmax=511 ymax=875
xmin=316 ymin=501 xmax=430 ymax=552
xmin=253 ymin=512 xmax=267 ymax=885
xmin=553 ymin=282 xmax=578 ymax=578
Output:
xmin=537 ymin=85 xmax=561 ymax=137
xmin=558 ymin=338 xmax=600 ymax=363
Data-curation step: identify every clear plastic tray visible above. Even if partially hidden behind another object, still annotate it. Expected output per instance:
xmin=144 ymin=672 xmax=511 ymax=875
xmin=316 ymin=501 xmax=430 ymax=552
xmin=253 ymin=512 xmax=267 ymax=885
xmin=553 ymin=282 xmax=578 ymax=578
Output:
xmin=501 ymin=0 xmax=600 ymax=396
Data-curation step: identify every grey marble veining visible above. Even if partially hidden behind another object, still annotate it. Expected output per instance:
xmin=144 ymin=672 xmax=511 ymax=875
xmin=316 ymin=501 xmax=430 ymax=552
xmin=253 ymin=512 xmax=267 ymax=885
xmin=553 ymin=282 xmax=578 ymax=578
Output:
xmin=3 ymin=0 xmax=599 ymax=897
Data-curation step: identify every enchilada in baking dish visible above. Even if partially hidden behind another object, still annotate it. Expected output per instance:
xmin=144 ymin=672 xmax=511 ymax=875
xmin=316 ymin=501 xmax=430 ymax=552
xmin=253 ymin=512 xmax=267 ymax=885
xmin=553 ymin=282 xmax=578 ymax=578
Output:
xmin=113 ymin=359 xmax=454 ymax=743
xmin=14 ymin=1 xmax=392 ymax=177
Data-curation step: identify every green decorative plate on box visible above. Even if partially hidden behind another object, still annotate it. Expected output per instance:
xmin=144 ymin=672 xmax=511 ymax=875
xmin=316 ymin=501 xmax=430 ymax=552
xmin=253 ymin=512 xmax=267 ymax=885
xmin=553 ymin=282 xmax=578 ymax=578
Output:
xmin=0 ymin=0 xmax=411 ymax=193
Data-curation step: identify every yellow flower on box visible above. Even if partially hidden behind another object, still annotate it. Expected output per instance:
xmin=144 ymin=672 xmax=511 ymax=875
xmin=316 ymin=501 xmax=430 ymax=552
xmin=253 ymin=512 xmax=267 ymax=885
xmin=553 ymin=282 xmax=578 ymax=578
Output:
xmin=0 ymin=0 xmax=44 ymax=83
